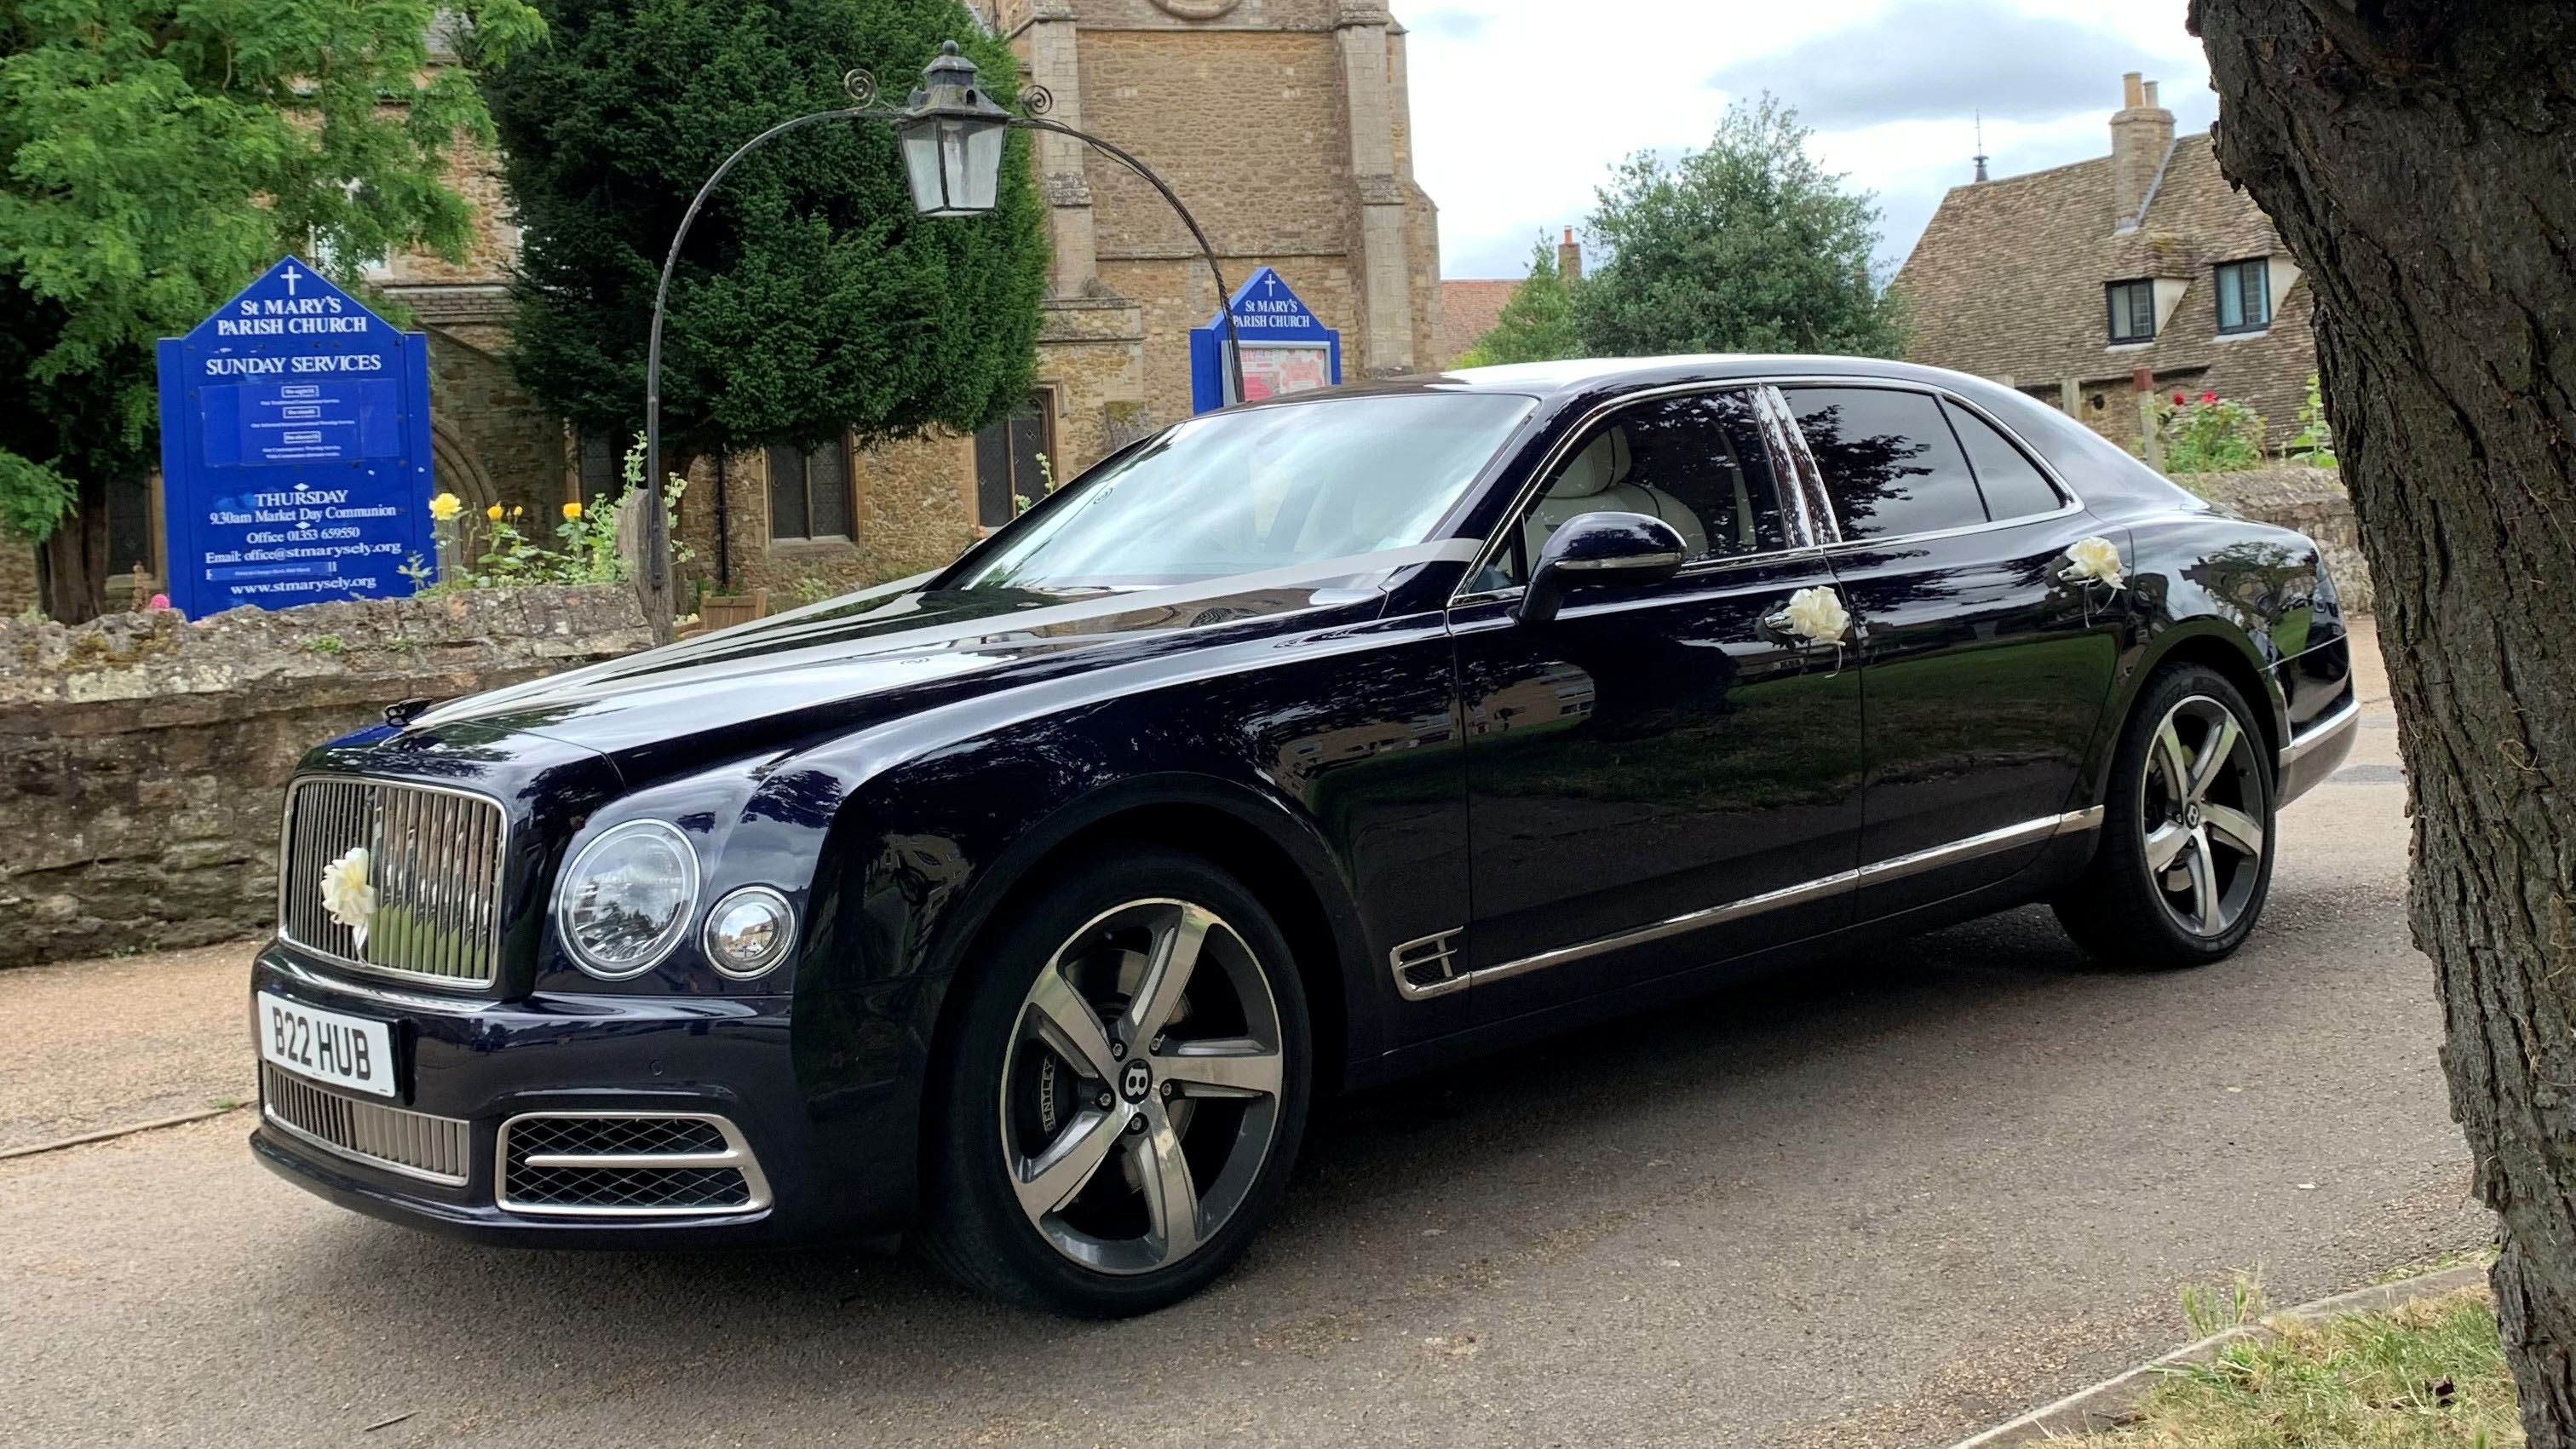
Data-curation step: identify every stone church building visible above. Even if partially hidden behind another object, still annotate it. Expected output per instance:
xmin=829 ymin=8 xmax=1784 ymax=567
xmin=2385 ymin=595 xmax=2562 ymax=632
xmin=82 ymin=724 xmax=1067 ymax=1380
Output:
xmin=10 ymin=0 xmax=1441 ymax=618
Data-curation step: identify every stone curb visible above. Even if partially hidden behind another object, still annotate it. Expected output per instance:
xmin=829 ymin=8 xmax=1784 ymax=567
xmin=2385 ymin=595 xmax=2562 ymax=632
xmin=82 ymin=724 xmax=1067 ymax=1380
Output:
xmin=1941 ymin=1261 xmax=2493 ymax=1448
xmin=0 ymin=1104 xmax=248 ymax=1163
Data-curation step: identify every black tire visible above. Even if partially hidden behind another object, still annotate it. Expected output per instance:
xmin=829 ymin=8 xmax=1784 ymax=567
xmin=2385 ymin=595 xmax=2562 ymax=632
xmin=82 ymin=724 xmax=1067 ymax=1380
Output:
xmin=2054 ymin=662 xmax=2277 ymax=969
xmin=915 ymin=847 xmax=1313 ymax=1317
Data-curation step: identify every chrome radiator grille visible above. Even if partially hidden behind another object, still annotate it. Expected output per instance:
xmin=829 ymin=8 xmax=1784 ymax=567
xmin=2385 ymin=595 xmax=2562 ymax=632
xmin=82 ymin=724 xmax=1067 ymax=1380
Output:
xmin=262 ymin=1064 xmax=471 ymax=1186
xmin=279 ymin=776 xmax=509 ymax=986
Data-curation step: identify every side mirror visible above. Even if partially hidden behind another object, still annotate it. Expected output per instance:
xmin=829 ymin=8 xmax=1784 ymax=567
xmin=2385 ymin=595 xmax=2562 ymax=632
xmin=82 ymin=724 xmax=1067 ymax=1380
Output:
xmin=1515 ymin=510 xmax=1688 ymax=625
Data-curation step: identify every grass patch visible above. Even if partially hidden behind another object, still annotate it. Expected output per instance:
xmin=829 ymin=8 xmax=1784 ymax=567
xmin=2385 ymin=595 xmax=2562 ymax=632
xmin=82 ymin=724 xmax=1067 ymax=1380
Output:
xmin=2063 ymin=1286 xmax=2520 ymax=1448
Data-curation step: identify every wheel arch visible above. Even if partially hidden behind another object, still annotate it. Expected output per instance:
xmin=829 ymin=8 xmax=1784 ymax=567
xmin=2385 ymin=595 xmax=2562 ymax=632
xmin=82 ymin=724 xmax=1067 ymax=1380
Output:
xmin=2076 ymin=617 xmax=2289 ymax=818
xmin=910 ymin=775 xmax=1367 ymax=1124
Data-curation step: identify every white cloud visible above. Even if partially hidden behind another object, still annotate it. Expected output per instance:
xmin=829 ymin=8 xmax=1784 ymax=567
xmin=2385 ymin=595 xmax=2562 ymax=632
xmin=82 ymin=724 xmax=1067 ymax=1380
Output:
xmin=1406 ymin=0 xmax=2216 ymax=280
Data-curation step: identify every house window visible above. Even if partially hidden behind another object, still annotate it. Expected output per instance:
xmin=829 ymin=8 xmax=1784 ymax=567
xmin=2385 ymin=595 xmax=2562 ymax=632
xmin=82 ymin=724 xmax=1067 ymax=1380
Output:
xmin=2215 ymin=258 xmax=2272 ymax=333
xmin=974 ymin=391 xmax=1056 ymax=528
xmin=768 ymin=435 xmax=853 ymax=541
xmin=2106 ymin=279 xmax=2157 ymax=343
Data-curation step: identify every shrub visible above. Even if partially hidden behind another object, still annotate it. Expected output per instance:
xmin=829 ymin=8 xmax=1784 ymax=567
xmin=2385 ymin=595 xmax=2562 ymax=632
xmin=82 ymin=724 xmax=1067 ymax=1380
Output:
xmin=2157 ymin=389 xmax=2268 ymax=474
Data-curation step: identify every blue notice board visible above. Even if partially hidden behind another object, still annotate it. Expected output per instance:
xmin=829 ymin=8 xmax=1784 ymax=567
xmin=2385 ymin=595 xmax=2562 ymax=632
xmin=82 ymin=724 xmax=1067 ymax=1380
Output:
xmin=155 ymin=257 xmax=435 ymax=616
xmin=1189 ymin=267 xmax=1341 ymax=415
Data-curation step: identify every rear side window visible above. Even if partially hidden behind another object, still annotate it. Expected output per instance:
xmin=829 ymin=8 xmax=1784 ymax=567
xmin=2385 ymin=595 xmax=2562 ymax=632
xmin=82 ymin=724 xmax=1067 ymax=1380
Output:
xmin=1784 ymin=386 xmax=1987 ymax=539
xmin=1941 ymin=400 xmax=2064 ymax=521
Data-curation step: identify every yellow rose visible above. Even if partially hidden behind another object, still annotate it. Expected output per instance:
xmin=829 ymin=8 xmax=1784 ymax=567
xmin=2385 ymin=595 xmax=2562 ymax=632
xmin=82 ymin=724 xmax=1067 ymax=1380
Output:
xmin=428 ymin=492 xmax=462 ymax=523
xmin=561 ymin=501 xmax=583 ymax=520
xmin=511 ymin=505 xmax=524 ymax=520
xmin=486 ymin=503 xmax=504 ymax=521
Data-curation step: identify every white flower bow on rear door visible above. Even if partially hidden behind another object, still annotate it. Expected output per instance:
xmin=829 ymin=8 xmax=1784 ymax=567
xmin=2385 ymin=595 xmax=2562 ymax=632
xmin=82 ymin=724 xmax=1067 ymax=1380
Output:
xmin=2061 ymin=536 xmax=2125 ymax=590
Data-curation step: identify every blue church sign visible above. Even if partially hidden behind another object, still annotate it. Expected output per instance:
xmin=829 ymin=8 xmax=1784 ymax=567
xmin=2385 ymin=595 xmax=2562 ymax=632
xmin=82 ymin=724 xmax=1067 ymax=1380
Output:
xmin=1189 ymin=267 xmax=1341 ymax=415
xmin=154 ymin=257 xmax=436 ymax=616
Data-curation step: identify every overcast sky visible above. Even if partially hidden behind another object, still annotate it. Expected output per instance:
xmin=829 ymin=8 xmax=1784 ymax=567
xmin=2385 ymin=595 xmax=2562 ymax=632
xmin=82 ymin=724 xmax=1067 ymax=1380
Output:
xmin=1406 ymin=0 xmax=2219 ymax=280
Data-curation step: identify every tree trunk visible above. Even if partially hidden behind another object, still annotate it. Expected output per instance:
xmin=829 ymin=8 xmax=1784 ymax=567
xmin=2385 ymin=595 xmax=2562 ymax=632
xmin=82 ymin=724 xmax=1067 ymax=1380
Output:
xmin=2191 ymin=3 xmax=2576 ymax=1440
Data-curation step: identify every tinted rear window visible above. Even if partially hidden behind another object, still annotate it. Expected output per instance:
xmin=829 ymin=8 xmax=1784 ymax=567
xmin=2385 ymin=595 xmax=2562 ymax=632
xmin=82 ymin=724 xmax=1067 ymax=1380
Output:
xmin=1943 ymin=400 xmax=2063 ymax=521
xmin=1784 ymin=387 xmax=1987 ymax=539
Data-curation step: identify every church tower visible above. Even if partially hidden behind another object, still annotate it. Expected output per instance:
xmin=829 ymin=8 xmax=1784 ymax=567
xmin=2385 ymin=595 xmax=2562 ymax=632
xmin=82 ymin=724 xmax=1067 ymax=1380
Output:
xmin=998 ymin=0 xmax=1443 ymax=462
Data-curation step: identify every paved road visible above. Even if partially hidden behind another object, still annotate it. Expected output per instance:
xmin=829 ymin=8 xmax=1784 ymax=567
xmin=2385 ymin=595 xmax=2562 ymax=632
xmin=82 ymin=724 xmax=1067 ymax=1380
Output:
xmin=1 ymin=626 xmax=2489 ymax=1448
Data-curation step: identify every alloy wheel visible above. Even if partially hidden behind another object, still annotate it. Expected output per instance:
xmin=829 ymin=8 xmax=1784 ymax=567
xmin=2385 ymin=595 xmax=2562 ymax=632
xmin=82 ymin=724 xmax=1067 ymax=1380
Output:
xmin=998 ymin=898 xmax=1287 ymax=1274
xmin=2137 ymin=694 xmax=2268 ymax=937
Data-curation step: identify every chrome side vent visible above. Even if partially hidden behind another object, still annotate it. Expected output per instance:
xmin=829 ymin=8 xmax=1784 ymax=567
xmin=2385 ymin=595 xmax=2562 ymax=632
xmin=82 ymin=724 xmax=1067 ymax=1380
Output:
xmin=1389 ymin=929 xmax=1467 ymax=1000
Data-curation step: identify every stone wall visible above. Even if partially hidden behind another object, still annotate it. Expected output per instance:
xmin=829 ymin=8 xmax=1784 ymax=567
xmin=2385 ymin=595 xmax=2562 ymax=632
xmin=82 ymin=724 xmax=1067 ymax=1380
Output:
xmin=0 ymin=587 xmax=651 ymax=968
xmin=1 ymin=540 xmax=37 ymax=618
xmin=2188 ymin=464 xmax=2375 ymax=614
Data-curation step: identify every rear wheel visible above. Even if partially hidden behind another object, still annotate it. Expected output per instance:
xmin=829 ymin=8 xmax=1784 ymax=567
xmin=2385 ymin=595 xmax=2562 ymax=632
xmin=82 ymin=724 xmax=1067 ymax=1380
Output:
xmin=916 ymin=848 xmax=1311 ymax=1316
xmin=2055 ymin=664 xmax=2275 ymax=968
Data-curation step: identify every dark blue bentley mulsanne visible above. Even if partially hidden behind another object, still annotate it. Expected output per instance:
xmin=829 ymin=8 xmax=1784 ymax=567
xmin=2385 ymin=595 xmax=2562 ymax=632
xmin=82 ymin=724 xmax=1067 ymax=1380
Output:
xmin=249 ymin=356 xmax=2356 ymax=1314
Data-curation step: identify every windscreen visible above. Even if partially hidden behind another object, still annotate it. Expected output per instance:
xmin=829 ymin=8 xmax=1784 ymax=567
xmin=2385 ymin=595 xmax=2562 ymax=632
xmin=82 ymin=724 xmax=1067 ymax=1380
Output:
xmin=952 ymin=392 xmax=1534 ymax=589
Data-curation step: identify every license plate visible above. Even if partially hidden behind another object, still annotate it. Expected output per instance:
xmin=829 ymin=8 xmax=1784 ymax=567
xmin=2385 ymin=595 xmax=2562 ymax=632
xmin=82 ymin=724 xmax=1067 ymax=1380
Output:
xmin=257 ymin=992 xmax=398 ymax=1098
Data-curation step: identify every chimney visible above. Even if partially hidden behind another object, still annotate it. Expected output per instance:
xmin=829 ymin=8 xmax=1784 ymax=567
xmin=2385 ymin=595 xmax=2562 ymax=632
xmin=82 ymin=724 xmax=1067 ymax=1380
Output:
xmin=1558 ymin=227 xmax=1582 ymax=282
xmin=2109 ymin=71 xmax=2175 ymax=231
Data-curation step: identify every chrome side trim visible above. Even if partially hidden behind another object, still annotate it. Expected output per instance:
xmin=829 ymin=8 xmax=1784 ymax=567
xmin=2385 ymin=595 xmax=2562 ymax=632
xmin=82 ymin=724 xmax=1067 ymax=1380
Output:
xmin=260 ymin=1063 xmax=472 ymax=1187
xmin=2279 ymin=695 xmax=2361 ymax=768
xmin=495 ymin=1110 xmax=772 ymax=1219
xmin=1429 ymin=808 xmax=2102 ymax=993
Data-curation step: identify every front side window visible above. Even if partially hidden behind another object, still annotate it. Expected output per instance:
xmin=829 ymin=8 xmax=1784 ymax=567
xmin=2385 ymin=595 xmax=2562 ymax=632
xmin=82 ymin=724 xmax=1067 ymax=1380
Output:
xmin=768 ymin=436 xmax=852 ymax=541
xmin=2107 ymin=279 xmax=2157 ymax=342
xmin=1784 ymin=386 xmax=1988 ymax=540
xmin=1497 ymin=389 xmax=1788 ymax=586
xmin=952 ymin=392 xmax=1534 ymax=591
xmin=2215 ymin=258 xmax=2272 ymax=333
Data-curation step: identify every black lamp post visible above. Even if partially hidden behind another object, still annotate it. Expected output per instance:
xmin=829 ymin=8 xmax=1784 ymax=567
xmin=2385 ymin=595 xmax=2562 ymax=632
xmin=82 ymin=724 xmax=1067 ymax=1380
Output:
xmin=639 ymin=42 xmax=1243 ymax=635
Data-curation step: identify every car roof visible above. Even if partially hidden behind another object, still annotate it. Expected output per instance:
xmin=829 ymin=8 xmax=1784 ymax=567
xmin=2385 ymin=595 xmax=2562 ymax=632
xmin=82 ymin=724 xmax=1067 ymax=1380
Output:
xmin=1257 ymin=354 xmax=2003 ymax=405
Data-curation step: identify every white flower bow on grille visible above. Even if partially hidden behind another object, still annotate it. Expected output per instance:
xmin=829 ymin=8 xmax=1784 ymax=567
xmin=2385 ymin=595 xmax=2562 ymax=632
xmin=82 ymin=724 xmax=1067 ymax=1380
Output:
xmin=319 ymin=846 xmax=377 ymax=952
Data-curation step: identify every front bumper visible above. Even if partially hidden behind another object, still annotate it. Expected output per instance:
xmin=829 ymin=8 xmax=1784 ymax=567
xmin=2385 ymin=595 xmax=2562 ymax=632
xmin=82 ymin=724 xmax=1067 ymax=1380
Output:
xmin=248 ymin=946 xmax=912 ymax=1248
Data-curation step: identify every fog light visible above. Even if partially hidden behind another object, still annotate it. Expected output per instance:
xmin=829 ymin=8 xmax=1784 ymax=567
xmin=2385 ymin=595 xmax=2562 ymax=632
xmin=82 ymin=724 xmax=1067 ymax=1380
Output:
xmin=703 ymin=886 xmax=796 ymax=980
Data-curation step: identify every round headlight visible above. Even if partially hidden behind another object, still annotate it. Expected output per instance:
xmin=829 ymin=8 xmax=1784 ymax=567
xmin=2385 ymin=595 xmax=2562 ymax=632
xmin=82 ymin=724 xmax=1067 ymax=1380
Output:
xmin=702 ymin=886 xmax=797 ymax=980
xmin=555 ymin=820 xmax=700 ymax=979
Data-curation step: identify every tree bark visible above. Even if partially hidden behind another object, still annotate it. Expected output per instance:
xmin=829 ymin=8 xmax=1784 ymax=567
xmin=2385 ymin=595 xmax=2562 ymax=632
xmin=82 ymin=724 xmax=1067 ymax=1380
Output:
xmin=2191 ymin=3 xmax=2576 ymax=1440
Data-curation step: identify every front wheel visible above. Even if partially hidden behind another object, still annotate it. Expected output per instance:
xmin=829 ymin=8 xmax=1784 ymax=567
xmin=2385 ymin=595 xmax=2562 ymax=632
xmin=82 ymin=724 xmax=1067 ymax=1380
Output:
xmin=916 ymin=848 xmax=1312 ymax=1316
xmin=2055 ymin=663 xmax=2276 ymax=969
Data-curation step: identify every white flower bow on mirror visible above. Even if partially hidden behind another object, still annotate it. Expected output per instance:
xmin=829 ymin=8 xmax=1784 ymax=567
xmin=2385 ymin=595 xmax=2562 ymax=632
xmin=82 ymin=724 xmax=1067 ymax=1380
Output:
xmin=319 ymin=845 xmax=377 ymax=953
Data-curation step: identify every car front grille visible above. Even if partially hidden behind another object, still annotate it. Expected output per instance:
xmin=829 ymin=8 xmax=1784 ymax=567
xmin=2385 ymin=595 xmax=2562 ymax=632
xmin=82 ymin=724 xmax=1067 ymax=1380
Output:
xmin=261 ymin=1063 xmax=472 ymax=1186
xmin=497 ymin=1113 xmax=770 ymax=1217
xmin=278 ymin=776 xmax=509 ymax=987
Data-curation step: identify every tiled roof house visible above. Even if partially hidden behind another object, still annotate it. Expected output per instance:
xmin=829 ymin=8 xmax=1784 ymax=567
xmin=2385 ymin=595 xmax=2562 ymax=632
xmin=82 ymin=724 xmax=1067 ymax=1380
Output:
xmin=1437 ymin=228 xmax=1584 ymax=366
xmin=1895 ymin=74 xmax=2318 ymax=452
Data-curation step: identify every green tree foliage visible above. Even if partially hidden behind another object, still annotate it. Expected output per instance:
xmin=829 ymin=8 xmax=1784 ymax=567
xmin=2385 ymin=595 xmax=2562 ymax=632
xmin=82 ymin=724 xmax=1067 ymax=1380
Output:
xmin=485 ymin=0 xmax=1048 ymax=463
xmin=0 ymin=0 xmax=543 ymax=543
xmin=1576 ymin=95 xmax=1904 ymax=359
xmin=1453 ymin=237 xmax=1584 ymax=368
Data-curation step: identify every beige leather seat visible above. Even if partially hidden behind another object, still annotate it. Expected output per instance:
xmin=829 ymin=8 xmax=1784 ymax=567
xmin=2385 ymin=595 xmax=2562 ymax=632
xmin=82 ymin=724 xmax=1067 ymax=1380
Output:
xmin=1521 ymin=427 xmax=1711 ymax=565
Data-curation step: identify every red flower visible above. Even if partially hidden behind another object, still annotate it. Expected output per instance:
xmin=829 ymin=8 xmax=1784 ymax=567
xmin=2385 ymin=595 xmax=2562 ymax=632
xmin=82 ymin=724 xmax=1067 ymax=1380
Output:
xmin=2172 ymin=392 xmax=2186 ymax=405
xmin=2200 ymin=391 xmax=2218 ymax=404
